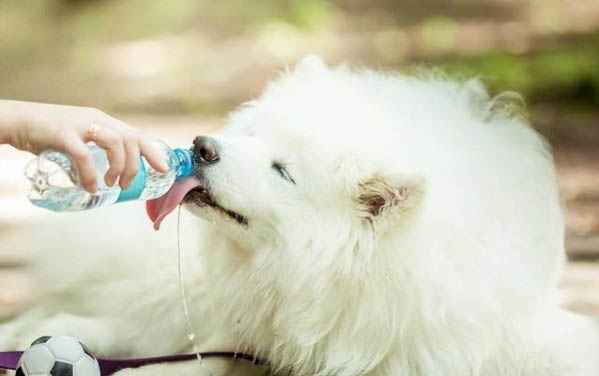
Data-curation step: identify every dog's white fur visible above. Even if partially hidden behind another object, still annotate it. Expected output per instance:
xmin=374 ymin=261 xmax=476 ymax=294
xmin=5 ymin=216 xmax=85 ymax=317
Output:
xmin=2 ymin=56 xmax=599 ymax=376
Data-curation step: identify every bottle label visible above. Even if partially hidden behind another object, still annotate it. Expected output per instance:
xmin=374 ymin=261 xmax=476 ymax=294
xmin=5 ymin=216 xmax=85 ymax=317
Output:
xmin=116 ymin=160 xmax=147 ymax=203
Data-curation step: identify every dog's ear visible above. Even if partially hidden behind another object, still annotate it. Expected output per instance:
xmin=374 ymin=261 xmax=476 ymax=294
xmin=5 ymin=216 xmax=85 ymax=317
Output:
xmin=356 ymin=173 xmax=424 ymax=224
xmin=295 ymin=55 xmax=327 ymax=74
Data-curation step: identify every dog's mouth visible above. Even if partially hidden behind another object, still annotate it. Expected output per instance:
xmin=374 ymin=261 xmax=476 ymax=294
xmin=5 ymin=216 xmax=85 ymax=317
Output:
xmin=146 ymin=177 xmax=248 ymax=230
xmin=184 ymin=187 xmax=248 ymax=227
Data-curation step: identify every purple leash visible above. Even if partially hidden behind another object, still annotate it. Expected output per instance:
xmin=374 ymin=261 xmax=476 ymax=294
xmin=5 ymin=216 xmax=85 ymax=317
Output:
xmin=0 ymin=351 xmax=22 ymax=370
xmin=0 ymin=350 xmax=265 ymax=375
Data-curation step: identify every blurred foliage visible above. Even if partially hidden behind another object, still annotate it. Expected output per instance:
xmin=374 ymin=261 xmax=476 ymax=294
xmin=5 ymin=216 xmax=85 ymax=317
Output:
xmin=0 ymin=0 xmax=597 ymax=145
xmin=441 ymin=36 xmax=599 ymax=109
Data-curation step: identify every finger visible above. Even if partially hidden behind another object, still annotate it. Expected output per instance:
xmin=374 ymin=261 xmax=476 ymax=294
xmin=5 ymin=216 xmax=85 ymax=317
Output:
xmin=60 ymin=133 xmax=98 ymax=193
xmin=92 ymin=111 xmax=168 ymax=174
xmin=120 ymin=140 xmax=140 ymax=189
xmin=140 ymin=139 xmax=169 ymax=173
xmin=86 ymin=127 xmax=125 ymax=187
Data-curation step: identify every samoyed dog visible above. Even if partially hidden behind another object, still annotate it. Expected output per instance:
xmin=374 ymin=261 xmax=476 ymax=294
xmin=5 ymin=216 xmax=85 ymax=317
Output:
xmin=2 ymin=56 xmax=599 ymax=376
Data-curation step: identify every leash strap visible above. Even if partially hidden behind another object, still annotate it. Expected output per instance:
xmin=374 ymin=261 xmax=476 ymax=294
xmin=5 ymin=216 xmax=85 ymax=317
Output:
xmin=0 ymin=350 xmax=264 ymax=375
xmin=0 ymin=351 xmax=22 ymax=370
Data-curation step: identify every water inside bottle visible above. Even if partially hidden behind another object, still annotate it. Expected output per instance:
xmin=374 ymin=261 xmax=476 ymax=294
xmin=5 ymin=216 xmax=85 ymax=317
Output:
xmin=29 ymin=187 xmax=118 ymax=212
xmin=26 ymin=148 xmax=120 ymax=211
xmin=26 ymin=142 xmax=188 ymax=212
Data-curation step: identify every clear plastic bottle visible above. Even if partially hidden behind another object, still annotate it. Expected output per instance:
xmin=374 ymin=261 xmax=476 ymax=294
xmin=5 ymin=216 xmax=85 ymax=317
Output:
xmin=25 ymin=142 xmax=194 ymax=212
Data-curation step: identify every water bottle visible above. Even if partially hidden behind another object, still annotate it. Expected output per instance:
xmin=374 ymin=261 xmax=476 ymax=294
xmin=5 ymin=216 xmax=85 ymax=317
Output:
xmin=24 ymin=142 xmax=194 ymax=212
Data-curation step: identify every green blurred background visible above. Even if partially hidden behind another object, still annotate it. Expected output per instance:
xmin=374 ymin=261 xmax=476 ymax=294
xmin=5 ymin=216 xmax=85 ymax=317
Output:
xmin=0 ymin=0 xmax=598 ymax=315
xmin=1 ymin=0 xmax=598 ymax=145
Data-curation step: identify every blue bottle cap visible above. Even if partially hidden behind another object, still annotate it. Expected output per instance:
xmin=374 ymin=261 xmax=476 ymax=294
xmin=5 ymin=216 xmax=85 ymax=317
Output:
xmin=174 ymin=148 xmax=195 ymax=179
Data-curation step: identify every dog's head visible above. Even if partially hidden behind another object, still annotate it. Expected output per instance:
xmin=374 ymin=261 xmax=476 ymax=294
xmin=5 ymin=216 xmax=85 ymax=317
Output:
xmin=150 ymin=56 xmax=425 ymax=263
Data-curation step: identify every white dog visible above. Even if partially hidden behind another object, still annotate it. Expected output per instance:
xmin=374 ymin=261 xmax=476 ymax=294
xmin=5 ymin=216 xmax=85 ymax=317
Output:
xmin=2 ymin=56 xmax=598 ymax=376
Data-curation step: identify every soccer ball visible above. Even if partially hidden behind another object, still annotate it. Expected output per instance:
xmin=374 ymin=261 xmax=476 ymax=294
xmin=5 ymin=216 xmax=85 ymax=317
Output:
xmin=16 ymin=336 xmax=100 ymax=376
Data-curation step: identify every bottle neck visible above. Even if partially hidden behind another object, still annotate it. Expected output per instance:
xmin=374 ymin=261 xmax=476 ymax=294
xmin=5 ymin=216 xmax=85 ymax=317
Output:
xmin=173 ymin=148 xmax=195 ymax=179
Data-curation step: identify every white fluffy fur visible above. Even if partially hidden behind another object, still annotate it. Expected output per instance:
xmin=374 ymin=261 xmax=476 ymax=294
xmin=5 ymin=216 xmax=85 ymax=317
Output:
xmin=2 ymin=56 xmax=599 ymax=376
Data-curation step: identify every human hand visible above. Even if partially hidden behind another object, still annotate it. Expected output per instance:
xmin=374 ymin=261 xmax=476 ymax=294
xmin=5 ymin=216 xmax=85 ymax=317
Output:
xmin=0 ymin=100 xmax=169 ymax=193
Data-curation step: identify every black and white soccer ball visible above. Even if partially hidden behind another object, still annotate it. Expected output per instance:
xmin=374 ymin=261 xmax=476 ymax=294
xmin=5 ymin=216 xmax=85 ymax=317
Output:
xmin=16 ymin=335 xmax=100 ymax=376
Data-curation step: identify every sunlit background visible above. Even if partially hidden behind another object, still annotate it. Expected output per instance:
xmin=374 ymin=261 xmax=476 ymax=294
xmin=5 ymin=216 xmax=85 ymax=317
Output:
xmin=1 ymin=0 xmax=598 ymax=319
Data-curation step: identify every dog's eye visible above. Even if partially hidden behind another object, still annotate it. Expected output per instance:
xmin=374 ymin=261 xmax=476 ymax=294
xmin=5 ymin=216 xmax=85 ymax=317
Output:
xmin=272 ymin=162 xmax=296 ymax=184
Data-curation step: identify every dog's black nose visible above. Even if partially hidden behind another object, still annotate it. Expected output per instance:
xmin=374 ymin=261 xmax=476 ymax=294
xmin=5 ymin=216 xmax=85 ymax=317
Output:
xmin=193 ymin=136 xmax=220 ymax=164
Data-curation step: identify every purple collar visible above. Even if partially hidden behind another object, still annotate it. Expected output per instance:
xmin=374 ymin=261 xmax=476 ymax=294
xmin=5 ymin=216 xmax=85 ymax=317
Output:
xmin=0 ymin=350 xmax=265 ymax=375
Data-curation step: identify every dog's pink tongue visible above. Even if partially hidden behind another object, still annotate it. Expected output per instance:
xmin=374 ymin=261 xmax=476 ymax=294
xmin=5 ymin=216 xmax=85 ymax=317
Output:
xmin=146 ymin=177 xmax=201 ymax=231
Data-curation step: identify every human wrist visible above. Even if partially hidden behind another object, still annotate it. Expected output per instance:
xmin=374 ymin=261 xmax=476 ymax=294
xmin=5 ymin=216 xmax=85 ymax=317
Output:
xmin=0 ymin=100 xmax=22 ymax=145
xmin=0 ymin=99 xmax=34 ymax=148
